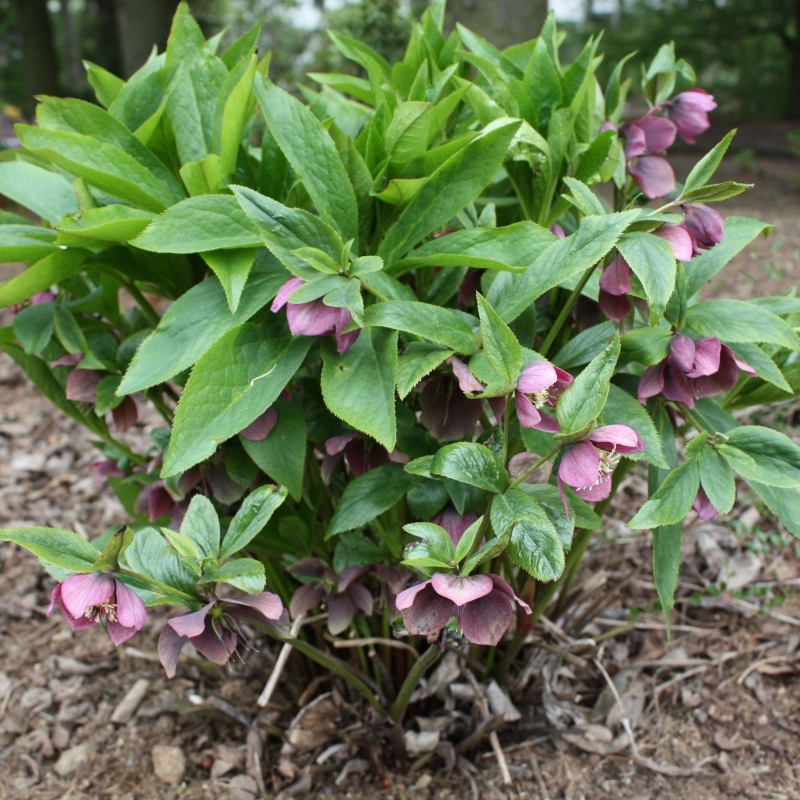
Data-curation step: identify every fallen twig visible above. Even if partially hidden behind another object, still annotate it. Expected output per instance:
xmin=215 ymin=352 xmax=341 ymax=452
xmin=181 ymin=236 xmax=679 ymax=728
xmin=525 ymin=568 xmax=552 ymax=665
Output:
xmin=258 ymin=612 xmax=306 ymax=708
xmin=529 ymin=751 xmax=551 ymax=800
xmin=326 ymin=635 xmax=420 ymax=660
xmin=464 ymin=670 xmax=512 ymax=784
xmin=737 ymin=654 xmax=799 ymax=685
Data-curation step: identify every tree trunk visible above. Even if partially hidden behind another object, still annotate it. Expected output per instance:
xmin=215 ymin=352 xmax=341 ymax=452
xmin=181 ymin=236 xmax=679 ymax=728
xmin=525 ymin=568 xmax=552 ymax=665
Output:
xmin=90 ymin=0 xmax=123 ymax=77
xmin=61 ymin=0 xmax=84 ymax=94
xmin=11 ymin=0 xmax=61 ymax=114
xmin=112 ymin=0 xmax=181 ymax=77
xmin=445 ymin=0 xmax=549 ymax=50
xmin=788 ymin=0 xmax=800 ymax=120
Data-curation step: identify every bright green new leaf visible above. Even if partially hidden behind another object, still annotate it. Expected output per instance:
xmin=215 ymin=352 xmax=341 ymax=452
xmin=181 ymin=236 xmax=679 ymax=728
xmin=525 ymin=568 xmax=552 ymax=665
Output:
xmin=0 ymin=161 xmax=79 ymax=225
xmin=57 ymin=206 xmax=156 ymax=242
xmin=199 ymin=558 xmax=266 ymax=594
xmin=0 ymin=527 xmax=101 ymax=573
xmin=396 ymin=342 xmax=453 ymax=399
xmin=616 ymin=231 xmax=676 ymax=323
xmin=629 ymin=459 xmax=700 ymax=529
xmin=0 ymin=225 xmax=58 ymax=263
xmin=0 ymin=249 xmax=91 ymax=308
xmin=220 ymin=485 xmax=288 ymax=559
xmin=403 ymin=522 xmax=456 ymax=564
xmin=476 ymin=293 xmax=522 ymax=383
xmin=682 ymin=130 xmax=736 ymax=197
xmin=180 ymin=495 xmax=220 ymax=559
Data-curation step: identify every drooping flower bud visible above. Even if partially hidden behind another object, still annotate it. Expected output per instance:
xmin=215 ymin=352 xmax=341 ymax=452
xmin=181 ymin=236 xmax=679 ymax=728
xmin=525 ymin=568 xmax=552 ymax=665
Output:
xmin=666 ymin=89 xmax=716 ymax=144
xmin=682 ymin=204 xmax=725 ymax=253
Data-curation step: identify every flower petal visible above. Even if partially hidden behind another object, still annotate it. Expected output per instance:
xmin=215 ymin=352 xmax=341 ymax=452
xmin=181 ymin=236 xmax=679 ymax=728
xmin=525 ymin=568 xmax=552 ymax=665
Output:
xmin=112 ymin=396 xmax=138 ymax=432
xmin=396 ymin=580 xmax=432 ymax=611
xmin=460 ymin=590 xmax=514 ymax=646
xmin=431 ymin=573 xmax=494 ymax=606
xmin=432 ymin=507 xmax=479 ymax=546
xmin=240 ymin=406 xmax=278 ymax=441
xmin=637 ymin=115 xmax=677 ymax=152
xmin=599 ymin=256 xmax=632 ymax=296
xmin=515 ymin=392 xmax=542 ymax=428
xmin=589 ymin=425 xmax=644 ymax=454
xmin=347 ymin=582 xmax=374 ymax=617
xmin=489 ymin=574 xmax=532 ymax=615
xmin=289 ymin=583 xmax=325 ymax=618
xmin=599 ymin=289 xmax=631 ymax=322
xmin=693 ymin=487 xmax=718 ymax=520
xmin=654 ymin=224 xmax=693 ymax=262
xmin=106 ymin=621 xmax=138 ymax=646
xmin=558 ymin=441 xmax=600 ymax=489
xmin=397 ymin=583 xmax=454 ymax=638
xmin=628 ymin=155 xmax=675 ymax=199
xmin=669 ymin=334 xmax=697 ymax=373
xmin=113 ymin=580 xmax=147 ymax=631
xmin=60 ymin=572 xmax=115 ymax=618
xmin=335 ymin=328 xmax=360 ymax=353
xmin=327 ymin=593 xmax=355 ymax=635
xmin=286 ymin=298 xmax=343 ymax=337
xmin=158 ymin=624 xmax=188 ymax=679
xmin=638 ymin=363 xmax=666 ymax=403
xmin=573 ymin=472 xmax=612 ymax=502
xmin=228 ymin=591 xmax=284 ymax=621
xmin=271 ymin=277 xmax=305 ymax=312
xmin=516 ymin=361 xmax=557 ymax=394
xmin=65 ymin=369 xmax=102 ymax=403
xmin=685 ymin=337 xmax=721 ymax=378
xmin=191 ymin=623 xmax=237 ymax=665
xmin=168 ymin=602 xmax=214 ymax=638
xmin=447 ymin=356 xmax=484 ymax=393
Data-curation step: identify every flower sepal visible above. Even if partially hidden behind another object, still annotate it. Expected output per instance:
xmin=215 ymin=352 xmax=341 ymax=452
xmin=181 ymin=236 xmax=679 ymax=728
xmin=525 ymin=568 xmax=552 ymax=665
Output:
xmin=90 ymin=526 xmax=135 ymax=572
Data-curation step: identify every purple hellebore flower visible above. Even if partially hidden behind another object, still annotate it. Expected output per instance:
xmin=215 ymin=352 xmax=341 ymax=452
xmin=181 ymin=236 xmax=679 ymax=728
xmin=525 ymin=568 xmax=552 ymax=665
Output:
xmin=638 ymin=333 xmax=756 ymax=408
xmin=65 ymin=368 xmax=103 ymax=403
xmin=321 ymin=431 xmax=408 ymax=482
xmin=158 ymin=592 xmax=285 ymax=678
xmin=623 ymin=115 xmax=678 ymax=199
xmin=665 ymin=89 xmax=717 ymax=144
xmin=241 ymin=406 xmax=278 ymax=442
xmin=654 ymin=224 xmax=694 ymax=262
xmin=558 ymin=425 xmax=645 ymax=504
xmin=396 ymin=573 xmax=532 ymax=646
xmin=112 ymin=395 xmax=138 ymax=433
xmin=271 ymin=277 xmax=359 ymax=354
xmin=549 ymin=223 xmax=567 ymax=239
xmin=48 ymin=572 xmax=147 ymax=645
xmin=693 ymin=487 xmax=719 ymax=521
xmin=432 ymin=506 xmax=479 ymax=546
xmin=420 ymin=363 xmax=483 ymax=442
xmin=88 ymin=459 xmax=125 ymax=484
xmin=514 ymin=361 xmax=573 ymax=432
xmin=288 ymin=559 xmax=373 ymax=635
xmin=682 ymin=204 xmax=725 ymax=255
xmin=599 ymin=255 xmax=634 ymax=322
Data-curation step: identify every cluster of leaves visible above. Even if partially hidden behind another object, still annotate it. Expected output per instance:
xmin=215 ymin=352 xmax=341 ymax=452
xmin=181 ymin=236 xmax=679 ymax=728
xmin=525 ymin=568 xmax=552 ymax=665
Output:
xmin=0 ymin=1 xmax=799 ymax=689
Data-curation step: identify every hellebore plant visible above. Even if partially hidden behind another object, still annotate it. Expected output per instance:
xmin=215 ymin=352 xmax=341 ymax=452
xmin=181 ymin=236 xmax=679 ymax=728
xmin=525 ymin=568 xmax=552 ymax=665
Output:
xmin=2 ymin=3 xmax=800 ymax=734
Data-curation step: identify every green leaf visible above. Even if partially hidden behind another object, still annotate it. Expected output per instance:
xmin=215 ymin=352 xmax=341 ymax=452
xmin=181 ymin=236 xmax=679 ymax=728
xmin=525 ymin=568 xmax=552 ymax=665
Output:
xmin=0 ymin=249 xmax=91 ymax=308
xmin=0 ymin=160 xmax=79 ymax=225
xmin=629 ymin=459 xmax=700 ymax=529
xmin=751 ymin=483 xmax=800 ymax=539
xmin=454 ymin=516 xmax=484 ymax=564
xmin=728 ymin=342 xmax=792 ymax=393
xmin=84 ymin=60 xmax=125 ymax=107
xmin=600 ymin=384 xmax=666 ymax=467
xmin=199 ymin=558 xmax=266 ymax=594
xmin=0 ymin=224 xmax=58 ymax=263
xmin=241 ymin=395 xmax=307 ymax=501
xmin=220 ymin=485 xmax=288 ymax=559
xmin=254 ymin=76 xmax=358 ymax=245
xmin=200 ymin=248 xmax=257 ymax=314
xmin=119 ymin=255 xmax=287 ymax=393
xmin=682 ymin=130 xmax=736 ymax=196
xmin=684 ymin=300 xmax=800 ymax=351
xmin=620 ymin=326 xmax=673 ymax=366
xmin=679 ymin=181 xmax=751 ymax=204
xmin=122 ymin=526 xmax=198 ymax=595
xmin=396 ymin=342 xmax=452 ymax=399
xmin=430 ymin=442 xmax=509 ymax=493
xmin=476 ymin=293 xmax=522 ymax=383
xmin=321 ymin=328 xmax=398 ymax=451
xmin=517 ymin=484 xmax=576 ymax=548
xmin=365 ymin=301 xmax=477 ymax=354
xmin=563 ymin=177 xmax=606 ymax=216
xmin=653 ymin=523 xmax=682 ymax=615
xmin=57 ymin=206 xmax=156 ymax=242
xmin=385 ymin=101 xmax=432 ymax=163
xmin=327 ymin=464 xmax=413 ymax=538
xmin=161 ymin=528 xmax=201 ymax=564
xmin=685 ymin=217 xmax=772 ymax=298
xmin=495 ymin=211 xmax=640 ymax=323
xmin=698 ymin=447 xmax=735 ymax=515
xmin=133 ymin=195 xmax=261 ymax=253
xmin=557 ymin=334 xmax=620 ymax=435
xmin=216 ymin=53 xmax=258 ymax=178
xmin=378 ymin=119 xmax=522 ymax=266
xmin=0 ymin=527 xmax=100 ymax=572
xmin=163 ymin=325 xmax=311 ymax=476
xmin=180 ymin=495 xmax=220 ymax=559
xmin=719 ymin=427 xmax=800 ymax=488
xmin=553 ymin=322 xmax=615 ymax=370
xmin=13 ymin=303 xmax=54 ymax=354
xmin=616 ymin=232 xmax=676 ymax=323
xmin=392 ymin=221 xmax=556 ymax=274
xmin=403 ymin=522 xmax=456 ymax=564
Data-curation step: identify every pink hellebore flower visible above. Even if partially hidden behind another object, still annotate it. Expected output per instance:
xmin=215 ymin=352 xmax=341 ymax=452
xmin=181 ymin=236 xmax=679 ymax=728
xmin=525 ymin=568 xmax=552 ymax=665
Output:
xmin=558 ymin=425 xmax=644 ymax=504
xmin=623 ymin=115 xmax=677 ymax=199
xmin=271 ymin=277 xmax=359 ymax=354
xmin=666 ymin=89 xmax=716 ymax=144
xmin=48 ymin=572 xmax=147 ymax=645
xmin=693 ymin=488 xmax=719 ymax=521
xmin=599 ymin=255 xmax=634 ymax=322
xmin=638 ymin=334 xmax=755 ymax=408
xmin=681 ymin=204 xmax=725 ymax=255
xmin=396 ymin=573 xmax=531 ymax=646
xmin=158 ymin=592 xmax=285 ymax=678
xmin=514 ymin=361 xmax=573 ymax=432
xmin=653 ymin=224 xmax=694 ymax=262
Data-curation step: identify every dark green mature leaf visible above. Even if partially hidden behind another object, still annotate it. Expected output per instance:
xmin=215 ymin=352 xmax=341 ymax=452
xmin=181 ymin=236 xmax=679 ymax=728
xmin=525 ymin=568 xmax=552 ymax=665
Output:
xmin=120 ymin=255 xmax=287 ymax=393
xmin=600 ymin=384 xmax=666 ymax=466
xmin=679 ymin=181 xmax=751 ymax=204
xmin=163 ymin=325 xmax=311 ymax=476
xmin=616 ymin=232 xmax=676 ymax=323
xmin=653 ymin=523 xmax=682 ymax=614
xmin=220 ymin=485 xmax=288 ymax=559
xmin=496 ymin=211 xmax=639 ymax=322
xmin=476 ymin=293 xmax=522 ymax=383
xmin=684 ymin=300 xmax=800 ymax=351
xmin=396 ymin=342 xmax=452 ymax=399
xmin=431 ymin=442 xmax=509 ymax=493
xmin=378 ymin=119 xmax=521 ymax=266
xmin=620 ymin=326 xmax=673 ymax=366
xmin=685 ymin=217 xmax=772 ymax=298
xmin=682 ymin=130 xmax=736 ymax=196
xmin=13 ymin=303 xmax=54 ymax=354
xmin=133 ymin=195 xmax=261 ymax=253
xmin=553 ymin=322 xmax=615 ymax=370
xmin=698 ymin=446 xmax=735 ymax=515
xmin=751 ymin=482 xmax=800 ymax=539
xmin=180 ymin=495 xmax=220 ymax=559
xmin=392 ymin=222 xmax=556 ymax=274
xmin=629 ymin=459 xmax=700 ymax=529
xmin=198 ymin=558 xmax=266 ymax=593
xmin=518 ymin=484 xmax=576 ymax=549
xmin=321 ymin=328 xmax=398 ymax=451
xmin=201 ymin=248 xmax=257 ymax=314
xmin=0 ymin=160 xmax=79 ymax=225
xmin=557 ymin=334 xmax=620 ymax=435
xmin=0 ymin=527 xmax=100 ymax=572
xmin=328 ymin=464 xmax=413 ymax=537
xmin=255 ymin=76 xmax=359 ymax=245
xmin=365 ymin=301 xmax=477 ymax=354
xmin=241 ymin=395 xmax=307 ymax=500
xmin=0 ymin=249 xmax=90 ymax=308
xmin=728 ymin=342 xmax=792 ymax=393
xmin=719 ymin=427 xmax=800 ymax=488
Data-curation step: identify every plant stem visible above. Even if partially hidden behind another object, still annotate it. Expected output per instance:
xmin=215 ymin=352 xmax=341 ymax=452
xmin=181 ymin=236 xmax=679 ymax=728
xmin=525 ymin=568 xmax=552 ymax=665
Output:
xmin=507 ymin=445 xmax=561 ymax=489
xmin=501 ymin=396 xmax=512 ymax=467
xmin=390 ymin=643 xmax=441 ymax=723
xmin=538 ymin=266 xmax=596 ymax=358
xmin=116 ymin=568 xmax=198 ymax=603
xmin=123 ymin=279 xmax=161 ymax=327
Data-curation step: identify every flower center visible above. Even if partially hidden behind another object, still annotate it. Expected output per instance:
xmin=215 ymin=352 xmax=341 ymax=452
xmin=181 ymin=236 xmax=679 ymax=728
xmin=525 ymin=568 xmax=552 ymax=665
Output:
xmin=85 ymin=601 xmax=117 ymax=623
xmin=528 ymin=389 xmax=550 ymax=408
xmin=577 ymin=446 xmax=620 ymax=490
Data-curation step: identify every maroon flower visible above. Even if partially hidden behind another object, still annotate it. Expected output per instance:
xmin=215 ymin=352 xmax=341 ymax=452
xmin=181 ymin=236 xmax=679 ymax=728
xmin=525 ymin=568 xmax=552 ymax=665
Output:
xmin=681 ymin=203 xmax=725 ymax=255
xmin=157 ymin=592 xmax=285 ymax=678
xmin=665 ymin=89 xmax=716 ymax=144
xmin=693 ymin=488 xmax=719 ymax=521
xmin=289 ymin=559 xmax=373 ymax=635
xmin=654 ymin=224 xmax=694 ymax=262
xmin=240 ymin=406 xmax=278 ymax=442
xmin=623 ymin=115 xmax=677 ymax=199
xmin=638 ymin=333 xmax=755 ymax=408
xmin=598 ymin=254 xmax=634 ymax=322
xmin=557 ymin=425 xmax=644 ymax=504
xmin=111 ymin=395 xmax=138 ymax=432
xmin=65 ymin=369 xmax=102 ymax=403
xmin=48 ymin=572 xmax=147 ymax=645
xmin=321 ymin=431 xmax=407 ymax=482
xmin=396 ymin=573 xmax=531 ymax=646
xmin=271 ymin=277 xmax=359 ymax=353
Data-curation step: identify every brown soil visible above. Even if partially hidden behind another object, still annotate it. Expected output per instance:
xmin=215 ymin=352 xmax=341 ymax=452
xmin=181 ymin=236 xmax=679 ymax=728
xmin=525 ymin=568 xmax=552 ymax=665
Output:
xmin=2 ymin=150 xmax=800 ymax=800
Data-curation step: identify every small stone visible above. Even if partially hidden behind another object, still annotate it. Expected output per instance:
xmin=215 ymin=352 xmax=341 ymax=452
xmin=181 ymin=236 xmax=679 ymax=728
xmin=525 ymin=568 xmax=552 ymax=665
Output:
xmin=53 ymin=743 xmax=91 ymax=776
xmin=20 ymin=687 xmax=53 ymax=711
xmin=111 ymin=678 xmax=150 ymax=724
xmin=51 ymin=724 xmax=71 ymax=750
xmin=414 ymin=773 xmax=433 ymax=790
xmin=227 ymin=774 xmax=258 ymax=799
xmin=151 ymin=744 xmax=186 ymax=785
